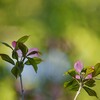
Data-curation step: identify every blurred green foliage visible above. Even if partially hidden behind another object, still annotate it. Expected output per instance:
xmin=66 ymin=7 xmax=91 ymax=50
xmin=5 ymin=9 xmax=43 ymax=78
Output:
xmin=0 ymin=0 xmax=100 ymax=100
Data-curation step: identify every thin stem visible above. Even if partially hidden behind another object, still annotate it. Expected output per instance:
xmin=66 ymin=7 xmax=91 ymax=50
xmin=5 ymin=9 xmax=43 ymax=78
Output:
xmin=19 ymin=74 xmax=24 ymax=100
xmin=74 ymin=83 xmax=82 ymax=100
xmin=95 ymin=78 xmax=100 ymax=80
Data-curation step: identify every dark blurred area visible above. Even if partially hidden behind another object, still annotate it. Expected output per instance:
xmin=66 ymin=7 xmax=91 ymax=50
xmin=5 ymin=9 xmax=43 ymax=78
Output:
xmin=0 ymin=0 xmax=100 ymax=100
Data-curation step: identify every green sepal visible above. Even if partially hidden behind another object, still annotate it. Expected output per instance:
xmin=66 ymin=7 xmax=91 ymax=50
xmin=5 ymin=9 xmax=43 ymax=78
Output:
xmin=17 ymin=42 xmax=28 ymax=57
xmin=27 ymin=57 xmax=38 ymax=73
xmin=0 ymin=54 xmax=15 ymax=65
xmin=27 ymin=51 xmax=38 ymax=56
xmin=93 ymin=63 xmax=100 ymax=77
xmin=25 ymin=57 xmax=42 ymax=65
xmin=11 ymin=61 xmax=24 ymax=78
xmin=83 ymin=86 xmax=98 ymax=98
xmin=85 ymin=79 xmax=95 ymax=87
xmin=38 ymin=51 xmax=42 ymax=55
xmin=0 ymin=42 xmax=13 ymax=50
xmin=17 ymin=35 xmax=29 ymax=43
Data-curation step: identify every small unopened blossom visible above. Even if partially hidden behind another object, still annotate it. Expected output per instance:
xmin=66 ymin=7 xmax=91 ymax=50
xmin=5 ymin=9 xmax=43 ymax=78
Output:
xmin=74 ymin=61 xmax=83 ymax=73
xmin=85 ymin=74 xmax=92 ymax=79
xmin=12 ymin=41 xmax=16 ymax=48
xmin=75 ymin=75 xmax=80 ymax=79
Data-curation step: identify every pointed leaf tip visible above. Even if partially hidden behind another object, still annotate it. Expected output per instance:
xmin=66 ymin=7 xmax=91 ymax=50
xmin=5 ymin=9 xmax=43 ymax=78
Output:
xmin=27 ymin=57 xmax=38 ymax=73
xmin=83 ymin=86 xmax=98 ymax=98
xmin=17 ymin=35 xmax=29 ymax=43
xmin=1 ymin=42 xmax=13 ymax=50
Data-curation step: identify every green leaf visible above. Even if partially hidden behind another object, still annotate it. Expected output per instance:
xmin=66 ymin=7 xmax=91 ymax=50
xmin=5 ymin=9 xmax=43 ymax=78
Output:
xmin=0 ymin=54 xmax=15 ymax=65
xmin=64 ymin=79 xmax=74 ymax=88
xmin=93 ymin=63 xmax=100 ymax=77
xmin=17 ymin=35 xmax=29 ymax=43
xmin=85 ymin=79 xmax=95 ymax=87
xmin=33 ymin=57 xmax=42 ymax=64
xmin=18 ymin=61 xmax=24 ymax=73
xmin=64 ymin=69 xmax=75 ymax=76
xmin=1 ymin=42 xmax=13 ymax=50
xmin=11 ymin=66 xmax=19 ymax=78
xmin=64 ymin=79 xmax=79 ymax=91
xmin=24 ymin=60 xmax=30 ymax=65
xmin=11 ymin=62 xmax=24 ymax=78
xmin=25 ymin=57 xmax=42 ymax=65
xmin=27 ymin=57 xmax=38 ymax=73
xmin=17 ymin=42 xmax=28 ymax=57
xmin=83 ymin=86 xmax=98 ymax=98
xmin=12 ymin=50 xmax=18 ymax=60
xmin=67 ymin=69 xmax=76 ymax=77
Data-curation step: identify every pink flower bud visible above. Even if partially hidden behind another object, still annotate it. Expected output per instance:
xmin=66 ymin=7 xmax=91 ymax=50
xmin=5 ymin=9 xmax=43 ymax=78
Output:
xmin=85 ymin=74 xmax=92 ymax=79
xmin=75 ymin=75 xmax=80 ymax=79
xmin=74 ymin=61 xmax=83 ymax=73
xmin=12 ymin=41 xmax=16 ymax=48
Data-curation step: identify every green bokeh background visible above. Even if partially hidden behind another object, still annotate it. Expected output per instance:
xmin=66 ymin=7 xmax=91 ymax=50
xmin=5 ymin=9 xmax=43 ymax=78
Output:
xmin=0 ymin=0 xmax=100 ymax=100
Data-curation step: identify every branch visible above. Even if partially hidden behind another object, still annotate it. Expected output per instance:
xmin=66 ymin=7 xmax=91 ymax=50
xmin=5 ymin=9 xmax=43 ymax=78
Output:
xmin=19 ymin=74 xmax=24 ymax=100
xmin=74 ymin=83 xmax=82 ymax=100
